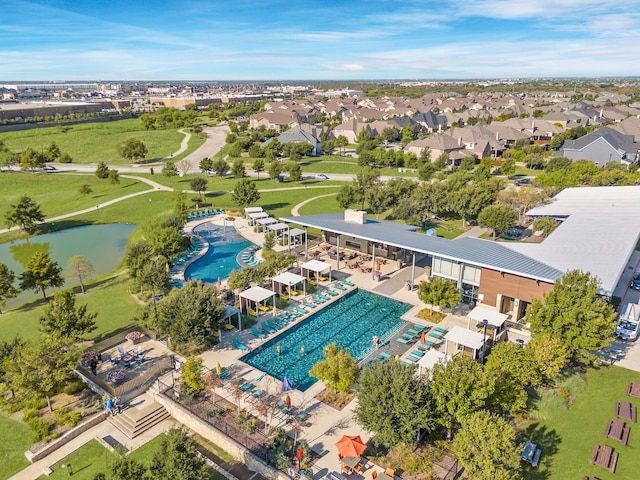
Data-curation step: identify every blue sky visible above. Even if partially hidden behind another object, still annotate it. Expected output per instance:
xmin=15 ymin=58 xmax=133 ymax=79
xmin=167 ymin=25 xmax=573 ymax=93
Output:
xmin=1 ymin=0 xmax=639 ymax=80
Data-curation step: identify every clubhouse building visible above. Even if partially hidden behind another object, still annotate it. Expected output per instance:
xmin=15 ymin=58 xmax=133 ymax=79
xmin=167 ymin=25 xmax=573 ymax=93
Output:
xmin=282 ymin=186 xmax=640 ymax=320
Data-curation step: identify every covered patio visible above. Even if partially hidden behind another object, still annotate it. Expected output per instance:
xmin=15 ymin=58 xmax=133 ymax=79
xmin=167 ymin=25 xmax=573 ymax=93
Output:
xmin=256 ymin=217 xmax=277 ymax=232
xmin=244 ymin=206 xmax=263 ymax=219
xmin=268 ymin=222 xmax=290 ymax=243
xmin=466 ymin=306 xmax=508 ymax=341
xmin=272 ymin=271 xmax=306 ymax=298
xmin=444 ymin=326 xmax=486 ymax=361
xmin=416 ymin=349 xmax=451 ymax=377
xmin=301 ymin=259 xmax=332 ymax=283
xmin=288 ymin=227 xmax=307 ymax=249
xmin=238 ymin=286 xmax=276 ymax=318
xmin=223 ymin=305 xmax=242 ymax=331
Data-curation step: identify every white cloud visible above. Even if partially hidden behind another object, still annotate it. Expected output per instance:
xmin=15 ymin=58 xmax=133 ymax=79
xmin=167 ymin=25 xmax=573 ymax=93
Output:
xmin=339 ymin=64 xmax=365 ymax=71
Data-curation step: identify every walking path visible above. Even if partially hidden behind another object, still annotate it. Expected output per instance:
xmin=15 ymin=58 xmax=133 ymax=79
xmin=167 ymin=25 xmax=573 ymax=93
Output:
xmin=290 ymin=192 xmax=338 ymax=216
xmin=161 ymin=128 xmax=191 ymax=160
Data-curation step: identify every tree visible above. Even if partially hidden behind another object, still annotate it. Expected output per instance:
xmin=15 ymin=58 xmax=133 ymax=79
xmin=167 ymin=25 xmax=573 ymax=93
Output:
xmin=0 ymin=336 xmax=25 ymax=397
xmin=335 ymin=135 xmax=348 ymax=156
xmin=180 ymin=356 xmax=205 ymax=397
xmin=533 ymin=216 xmax=559 ymax=237
xmin=45 ymin=142 xmax=61 ymax=162
xmin=355 ymin=360 xmax=434 ymax=448
xmin=151 ymin=281 xmax=226 ymax=348
xmin=5 ymin=195 xmax=45 ymax=233
xmin=524 ymin=152 xmax=545 ymax=169
xmin=95 ymin=161 xmax=110 ymax=179
xmin=4 ymin=335 xmax=80 ymax=412
xmin=526 ymin=270 xmax=617 ymax=362
xmin=19 ymin=251 xmax=65 ymax=300
xmin=173 ymin=190 xmax=190 ymax=223
xmin=527 ymin=333 xmax=569 ymax=383
xmin=199 ymin=157 xmax=213 ymax=173
xmin=498 ymin=186 xmax=549 ymax=226
xmin=355 ymin=168 xmax=380 ymax=210
xmin=231 ymin=179 xmax=260 ymax=208
xmin=20 ymin=147 xmax=44 ymax=172
xmin=148 ymin=428 xmax=209 ymax=480
xmin=0 ymin=263 xmax=18 ymax=314
xmin=190 ymin=177 xmax=208 ymax=201
xmin=176 ymin=158 xmax=193 ymax=176
xmin=287 ymin=161 xmax=302 ymax=181
xmin=267 ymin=161 xmax=282 ymax=182
xmin=452 ymin=411 xmax=522 ymax=480
xmin=58 ymin=152 xmax=73 ymax=163
xmin=417 ymin=277 xmax=460 ymax=315
xmin=309 ymin=342 xmax=359 ymax=394
xmin=263 ymin=231 xmax=277 ymax=252
xmin=401 ymin=124 xmax=414 ymax=146
xmin=212 ymin=158 xmax=229 ymax=177
xmin=78 ymin=184 xmax=93 ymax=195
xmin=118 ymin=137 xmax=148 ymax=163
xmin=336 ymin=183 xmax=360 ymax=209
xmin=163 ymin=161 xmax=179 ymax=177
xmin=39 ymin=289 xmax=97 ymax=340
xmin=144 ymin=217 xmax=185 ymax=262
xmin=253 ymin=158 xmax=265 ymax=178
xmin=477 ymin=204 xmax=517 ymax=239
xmin=66 ymin=255 xmax=95 ymax=294
xmin=447 ymin=181 xmax=500 ymax=227
xmin=430 ymin=355 xmax=493 ymax=440
xmin=232 ymin=159 xmax=246 ymax=178
xmin=500 ymin=157 xmax=516 ymax=176
xmin=109 ymin=456 xmax=148 ymax=480
xmin=109 ymin=168 xmax=120 ymax=184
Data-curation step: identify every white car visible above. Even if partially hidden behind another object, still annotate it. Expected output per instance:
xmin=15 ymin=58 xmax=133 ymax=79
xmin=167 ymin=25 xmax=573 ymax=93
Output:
xmin=315 ymin=173 xmax=329 ymax=180
xmin=43 ymin=165 xmax=57 ymax=171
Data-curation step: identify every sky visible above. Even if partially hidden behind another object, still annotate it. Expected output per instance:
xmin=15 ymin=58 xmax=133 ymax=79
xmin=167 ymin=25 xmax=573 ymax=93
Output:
xmin=1 ymin=0 xmax=639 ymax=81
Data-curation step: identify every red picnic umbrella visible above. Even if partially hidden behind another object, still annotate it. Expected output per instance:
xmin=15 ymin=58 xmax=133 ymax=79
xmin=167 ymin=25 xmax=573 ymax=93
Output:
xmin=285 ymin=394 xmax=291 ymax=409
xmin=335 ymin=435 xmax=367 ymax=458
xmin=420 ymin=331 xmax=426 ymax=345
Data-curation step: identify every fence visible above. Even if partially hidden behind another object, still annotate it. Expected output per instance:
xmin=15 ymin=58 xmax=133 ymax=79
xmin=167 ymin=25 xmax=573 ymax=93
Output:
xmin=157 ymin=379 xmax=270 ymax=463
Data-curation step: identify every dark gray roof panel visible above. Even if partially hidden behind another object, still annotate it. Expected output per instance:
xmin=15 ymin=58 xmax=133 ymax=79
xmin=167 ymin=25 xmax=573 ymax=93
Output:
xmin=281 ymin=213 xmax=563 ymax=283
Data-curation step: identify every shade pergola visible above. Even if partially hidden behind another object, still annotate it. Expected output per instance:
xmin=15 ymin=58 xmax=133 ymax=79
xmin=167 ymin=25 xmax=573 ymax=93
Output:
xmin=256 ymin=217 xmax=277 ymax=232
xmin=444 ymin=325 xmax=486 ymax=361
xmin=416 ymin=349 xmax=451 ymax=377
xmin=247 ymin=211 xmax=269 ymax=224
xmin=272 ymin=271 xmax=306 ymax=298
xmin=268 ymin=223 xmax=290 ymax=242
xmin=466 ymin=306 xmax=508 ymax=341
xmin=238 ymin=286 xmax=275 ymax=318
xmin=224 ymin=305 xmax=242 ymax=331
xmin=300 ymin=259 xmax=332 ymax=282
xmin=244 ymin=206 xmax=263 ymax=218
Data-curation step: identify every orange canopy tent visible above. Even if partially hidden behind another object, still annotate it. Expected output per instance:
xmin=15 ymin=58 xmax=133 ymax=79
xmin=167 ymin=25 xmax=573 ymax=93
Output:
xmin=335 ymin=435 xmax=367 ymax=458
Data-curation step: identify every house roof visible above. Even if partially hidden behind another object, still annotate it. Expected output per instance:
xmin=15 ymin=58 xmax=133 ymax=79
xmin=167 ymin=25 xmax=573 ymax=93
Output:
xmin=560 ymin=127 xmax=638 ymax=157
xmin=281 ymin=213 xmax=563 ymax=283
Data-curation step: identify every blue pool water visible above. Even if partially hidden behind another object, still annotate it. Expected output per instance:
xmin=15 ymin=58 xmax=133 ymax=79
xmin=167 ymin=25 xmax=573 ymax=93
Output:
xmin=185 ymin=223 xmax=256 ymax=282
xmin=242 ymin=289 xmax=410 ymax=391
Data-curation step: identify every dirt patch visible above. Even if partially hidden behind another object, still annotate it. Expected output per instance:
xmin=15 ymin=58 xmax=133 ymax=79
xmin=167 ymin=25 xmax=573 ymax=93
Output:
xmin=315 ymin=389 xmax=356 ymax=410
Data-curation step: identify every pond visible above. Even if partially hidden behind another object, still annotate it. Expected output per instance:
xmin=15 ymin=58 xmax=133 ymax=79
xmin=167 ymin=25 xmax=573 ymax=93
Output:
xmin=0 ymin=223 xmax=136 ymax=308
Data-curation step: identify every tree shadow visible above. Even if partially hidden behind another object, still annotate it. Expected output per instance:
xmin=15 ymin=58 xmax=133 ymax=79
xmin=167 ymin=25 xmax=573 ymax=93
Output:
xmin=39 ymin=219 xmax=94 ymax=234
xmin=517 ymin=422 xmax=561 ymax=480
xmin=261 ymin=202 xmax=288 ymax=211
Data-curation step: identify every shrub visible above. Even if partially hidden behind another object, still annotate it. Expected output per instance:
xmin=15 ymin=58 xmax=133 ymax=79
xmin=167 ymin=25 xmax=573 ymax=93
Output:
xmin=62 ymin=379 xmax=86 ymax=395
xmin=27 ymin=417 xmax=52 ymax=442
xmin=22 ymin=408 xmax=41 ymax=422
xmin=54 ymin=407 xmax=82 ymax=427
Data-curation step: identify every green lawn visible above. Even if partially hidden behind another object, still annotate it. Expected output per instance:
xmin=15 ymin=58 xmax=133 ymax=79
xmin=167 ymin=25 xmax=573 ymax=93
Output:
xmin=0 ymin=414 xmax=32 ymax=480
xmin=38 ymin=434 xmax=225 ymax=480
xmin=0 ymin=118 xmax=185 ymax=165
xmin=524 ymin=366 xmax=639 ymax=480
xmin=0 ymin=272 xmax=140 ymax=343
xmin=0 ymin=172 xmax=149 ymax=225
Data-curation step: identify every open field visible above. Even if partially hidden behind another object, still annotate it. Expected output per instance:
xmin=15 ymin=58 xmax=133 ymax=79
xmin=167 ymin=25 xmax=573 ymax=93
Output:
xmin=0 ymin=118 xmax=186 ymax=165
xmin=524 ymin=366 xmax=639 ymax=480
xmin=0 ymin=414 xmax=32 ymax=480
xmin=0 ymin=172 xmax=149 ymax=225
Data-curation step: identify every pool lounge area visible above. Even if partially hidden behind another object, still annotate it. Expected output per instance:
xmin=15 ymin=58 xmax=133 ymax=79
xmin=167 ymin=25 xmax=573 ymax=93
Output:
xmin=241 ymin=289 xmax=411 ymax=391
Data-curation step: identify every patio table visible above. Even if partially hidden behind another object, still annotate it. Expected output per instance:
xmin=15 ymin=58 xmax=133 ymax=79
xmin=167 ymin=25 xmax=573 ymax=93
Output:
xmin=591 ymin=444 xmax=618 ymax=473
xmin=341 ymin=456 xmax=361 ymax=471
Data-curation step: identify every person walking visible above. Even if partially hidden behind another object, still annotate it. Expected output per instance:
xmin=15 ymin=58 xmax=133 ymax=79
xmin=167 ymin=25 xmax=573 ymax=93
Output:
xmin=90 ymin=359 xmax=98 ymax=376
xmin=114 ymin=397 xmax=121 ymax=415
xmin=105 ymin=397 xmax=113 ymax=416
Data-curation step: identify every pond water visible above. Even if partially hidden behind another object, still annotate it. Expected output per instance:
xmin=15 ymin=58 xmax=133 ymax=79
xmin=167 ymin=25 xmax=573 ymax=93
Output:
xmin=0 ymin=223 xmax=136 ymax=308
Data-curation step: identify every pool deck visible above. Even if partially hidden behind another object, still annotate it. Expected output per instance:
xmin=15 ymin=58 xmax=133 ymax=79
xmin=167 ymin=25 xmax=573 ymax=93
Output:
xmin=191 ymin=214 xmax=475 ymax=477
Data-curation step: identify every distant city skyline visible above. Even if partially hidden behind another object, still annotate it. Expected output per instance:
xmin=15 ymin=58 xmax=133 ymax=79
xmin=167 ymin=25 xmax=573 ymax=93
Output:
xmin=2 ymin=0 xmax=639 ymax=81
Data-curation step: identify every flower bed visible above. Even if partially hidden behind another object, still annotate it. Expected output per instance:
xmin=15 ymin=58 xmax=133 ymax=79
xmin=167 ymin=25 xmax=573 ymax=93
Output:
xmin=82 ymin=352 xmax=99 ymax=363
xmin=125 ymin=331 xmax=143 ymax=342
xmin=106 ymin=369 xmax=127 ymax=384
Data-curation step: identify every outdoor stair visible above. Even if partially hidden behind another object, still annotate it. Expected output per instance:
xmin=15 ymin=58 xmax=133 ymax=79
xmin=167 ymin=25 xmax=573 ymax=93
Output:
xmin=107 ymin=402 xmax=170 ymax=439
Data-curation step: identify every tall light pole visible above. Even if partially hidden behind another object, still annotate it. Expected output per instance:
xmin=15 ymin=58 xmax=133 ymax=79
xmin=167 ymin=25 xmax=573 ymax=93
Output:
xmin=476 ymin=318 xmax=489 ymax=364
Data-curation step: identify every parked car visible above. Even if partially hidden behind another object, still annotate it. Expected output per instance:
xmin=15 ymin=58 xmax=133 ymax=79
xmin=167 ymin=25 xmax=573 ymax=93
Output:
xmin=43 ymin=165 xmax=57 ymax=171
xmin=315 ymin=173 xmax=329 ymax=180
xmin=630 ymin=275 xmax=640 ymax=290
xmin=514 ymin=178 xmax=531 ymax=186
xmin=616 ymin=301 xmax=640 ymax=341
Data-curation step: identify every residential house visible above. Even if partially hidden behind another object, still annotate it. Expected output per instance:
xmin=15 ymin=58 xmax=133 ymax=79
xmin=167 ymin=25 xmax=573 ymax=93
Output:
xmin=556 ymin=126 xmax=639 ymax=167
xmin=262 ymin=128 xmax=322 ymax=156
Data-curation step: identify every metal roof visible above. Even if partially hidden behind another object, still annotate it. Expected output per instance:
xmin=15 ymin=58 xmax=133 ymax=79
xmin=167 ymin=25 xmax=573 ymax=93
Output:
xmin=281 ymin=213 xmax=563 ymax=283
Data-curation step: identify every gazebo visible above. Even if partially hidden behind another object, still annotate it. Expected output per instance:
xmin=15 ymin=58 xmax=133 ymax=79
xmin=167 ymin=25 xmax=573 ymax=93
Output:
xmin=238 ymin=286 xmax=275 ymax=318
xmin=466 ymin=306 xmax=508 ymax=341
xmin=300 ymin=259 xmax=332 ymax=283
xmin=223 ymin=305 xmax=242 ymax=331
xmin=416 ymin=349 xmax=451 ymax=377
xmin=272 ymin=271 xmax=306 ymax=298
xmin=268 ymin=223 xmax=290 ymax=243
xmin=244 ymin=206 xmax=263 ymax=219
xmin=247 ymin=211 xmax=269 ymax=225
xmin=444 ymin=326 xmax=486 ymax=361
xmin=288 ymin=228 xmax=306 ymax=250
xmin=256 ymin=217 xmax=278 ymax=232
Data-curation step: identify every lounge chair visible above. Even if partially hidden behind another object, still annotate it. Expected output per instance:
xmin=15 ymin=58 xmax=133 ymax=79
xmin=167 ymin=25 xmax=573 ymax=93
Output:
xmin=280 ymin=293 xmax=290 ymax=301
xmin=407 ymin=328 xmax=421 ymax=336
xmin=273 ymin=317 xmax=288 ymax=328
xmin=396 ymin=337 xmax=411 ymax=344
xmin=240 ymin=382 xmax=254 ymax=392
xmin=433 ymin=326 xmax=447 ymax=334
xmin=406 ymin=355 xmax=420 ymax=363
xmin=233 ymin=337 xmax=249 ymax=351
xmin=379 ymin=352 xmax=391 ymax=360
xmin=293 ymin=305 xmax=307 ymax=314
xmin=342 ymin=279 xmax=355 ymax=286
xmin=314 ymin=292 xmax=329 ymax=301
xmin=309 ymin=279 xmax=318 ymax=286
xmin=429 ymin=331 xmax=443 ymax=339
xmin=412 ymin=324 xmax=425 ymax=332
xmin=302 ymin=299 xmax=316 ymax=309
xmin=287 ymin=287 xmax=299 ymax=296
xmin=258 ymin=304 xmax=270 ymax=312
xmin=318 ymin=275 xmax=328 ymax=281
xmin=276 ymin=399 xmax=286 ymax=409
xmin=261 ymin=321 xmax=276 ymax=334
xmin=247 ymin=307 xmax=258 ymax=317
xmin=266 ymin=319 xmax=281 ymax=331
xmin=297 ymin=411 xmax=309 ymax=421
xmin=251 ymin=326 xmax=266 ymax=339
xmin=411 ymin=350 xmax=425 ymax=357
xmin=251 ymin=389 xmax=264 ymax=398
xmin=323 ymin=288 xmax=338 ymax=297
xmin=401 ymin=333 xmax=415 ymax=341
xmin=287 ymin=308 xmax=302 ymax=318
xmin=416 ymin=341 xmax=435 ymax=351
xmin=333 ymin=282 xmax=347 ymax=291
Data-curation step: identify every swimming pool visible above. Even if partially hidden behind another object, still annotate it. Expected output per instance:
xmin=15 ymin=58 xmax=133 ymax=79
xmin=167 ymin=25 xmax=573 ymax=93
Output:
xmin=242 ymin=289 xmax=410 ymax=391
xmin=185 ymin=223 xmax=257 ymax=282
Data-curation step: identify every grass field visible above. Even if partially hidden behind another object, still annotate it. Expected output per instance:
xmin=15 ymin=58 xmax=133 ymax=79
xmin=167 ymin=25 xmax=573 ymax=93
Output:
xmin=0 ymin=414 xmax=32 ymax=480
xmin=0 ymin=272 xmax=140 ymax=343
xmin=0 ymin=172 xmax=149 ymax=226
xmin=0 ymin=118 xmax=185 ymax=165
xmin=524 ymin=366 xmax=638 ymax=480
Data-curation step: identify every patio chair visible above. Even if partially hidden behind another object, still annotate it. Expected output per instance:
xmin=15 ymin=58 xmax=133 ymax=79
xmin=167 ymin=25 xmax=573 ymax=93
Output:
xmin=117 ymin=346 xmax=127 ymax=358
xmin=428 ymin=331 xmax=443 ymax=339
xmin=385 ymin=469 xmax=395 ymax=478
xmin=135 ymin=354 xmax=145 ymax=365
xmin=342 ymin=279 xmax=355 ymax=286
xmin=251 ymin=326 xmax=266 ymax=339
xmin=233 ymin=337 xmax=249 ymax=351
xmin=261 ymin=322 xmax=276 ymax=334
xmin=106 ymin=353 xmax=119 ymax=365
xmin=297 ymin=411 xmax=309 ymax=421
